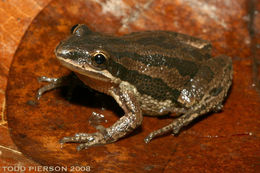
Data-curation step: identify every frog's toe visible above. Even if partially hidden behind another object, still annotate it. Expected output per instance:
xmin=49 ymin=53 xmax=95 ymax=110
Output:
xmin=59 ymin=136 xmax=77 ymax=144
xmin=36 ymin=82 xmax=60 ymax=100
xmin=144 ymin=134 xmax=153 ymax=144
xmin=60 ymin=136 xmax=78 ymax=144
xmin=77 ymin=144 xmax=86 ymax=151
xmin=76 ymin=143 xmax=94 ymax=151
xmin=38 ymin=76 xmax=58 ymax=83
xmin=144 ymin=120 xmax=183 ymax=143
xmin=172 ymin=126 xmax=181 ymax=135
xmin=60 ymin=132 xmax=106 ymax=150
xmin=60 ymin=133 xmax=94 ymax=144
xmin=212 ymin=104 xmax=223 ymax=113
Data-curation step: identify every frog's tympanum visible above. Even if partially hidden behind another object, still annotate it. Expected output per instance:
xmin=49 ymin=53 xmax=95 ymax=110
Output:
xmin=37 ymin=24 xmax=232 ymax=150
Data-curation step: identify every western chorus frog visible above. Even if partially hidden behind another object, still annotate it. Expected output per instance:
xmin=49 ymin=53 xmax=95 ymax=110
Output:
xmin=37 ymin=24 xmax=232 ymax=150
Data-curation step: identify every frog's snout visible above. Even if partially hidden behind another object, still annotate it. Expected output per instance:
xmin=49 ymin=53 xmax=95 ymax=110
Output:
xmin=55 ymin=41 xmax=71 ymax=59
xmin=54 ymin=41 xmax=62 ymax=56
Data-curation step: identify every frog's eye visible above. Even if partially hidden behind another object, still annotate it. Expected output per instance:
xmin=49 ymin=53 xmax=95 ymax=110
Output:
xmin=94 ymin=53 xmax=106 ymax=64
xmin=71 ymin=24 xmax=91 ymax=36
xmin=91 ymin=51 xmax=108 ymax=69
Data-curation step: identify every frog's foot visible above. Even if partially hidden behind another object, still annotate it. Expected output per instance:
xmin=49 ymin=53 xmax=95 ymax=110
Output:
xmin=60 ymin=125 xmax=112 ymax=150
xmin=144 ymin=119 xmax=183 ymax=143
xmin=60 ymin=132 xmax=108 ymax=151
xmin=37 ymin=76 xmax=62 ymax=99
xmin=36 ymin=73 xmax=79 ymax=100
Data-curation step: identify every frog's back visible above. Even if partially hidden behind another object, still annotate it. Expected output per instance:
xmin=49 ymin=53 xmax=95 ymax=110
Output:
xmin=104 ymin=30 xmax=229 ymax=114
xmin=106 ymin=30 xmax=212 ymax=92
xmin=122 ymin=30 xmax=212 ymax=60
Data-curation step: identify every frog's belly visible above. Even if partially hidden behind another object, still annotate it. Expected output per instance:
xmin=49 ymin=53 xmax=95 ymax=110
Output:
xmin=139 ymin=94 xmax=185 ymax=116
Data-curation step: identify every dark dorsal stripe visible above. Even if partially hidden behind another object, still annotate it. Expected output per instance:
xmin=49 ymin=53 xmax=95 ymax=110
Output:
xmin=110 ymin=51 xmax=199 ymax=78
xmin=108 ymin=60 xmax=181 ymax=104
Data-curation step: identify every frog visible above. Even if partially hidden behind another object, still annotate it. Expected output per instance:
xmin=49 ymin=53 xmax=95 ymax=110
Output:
xmin=37 ymin=24 xmax=233 ymax=150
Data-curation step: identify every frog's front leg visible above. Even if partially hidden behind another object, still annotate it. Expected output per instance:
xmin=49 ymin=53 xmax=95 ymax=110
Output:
xmin=60 ymin=87 xmax=143 ymax=150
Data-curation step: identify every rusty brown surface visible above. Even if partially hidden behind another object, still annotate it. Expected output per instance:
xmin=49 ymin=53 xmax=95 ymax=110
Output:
xmin=0 ymin=0 xmax=52 ymax=171
xmin=251 ymin=0 xmax=260 ymax=93
xmin=3 ymin=0 xmax=260 ymax=172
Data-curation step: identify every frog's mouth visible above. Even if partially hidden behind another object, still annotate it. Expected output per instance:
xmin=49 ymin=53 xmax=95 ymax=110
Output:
xmin=56 ymin=55 xmax=115 ymax=82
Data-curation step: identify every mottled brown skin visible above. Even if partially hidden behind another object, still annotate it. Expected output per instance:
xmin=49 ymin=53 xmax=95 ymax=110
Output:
xmin=37 ymin=24 xmax=232 ymax=150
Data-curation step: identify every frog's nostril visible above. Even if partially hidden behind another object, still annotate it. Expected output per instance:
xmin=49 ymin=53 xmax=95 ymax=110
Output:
xmin=55 ymin=44 xmax=71 ymax=58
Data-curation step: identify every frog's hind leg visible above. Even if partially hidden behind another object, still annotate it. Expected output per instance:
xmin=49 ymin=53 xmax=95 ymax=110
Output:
xmin=144 ymin=96 xmax=213 ymax=143
xmin=144 ymin=97 xmax=221 ymax=143
xmin=144 ymin=84 xmax=232 ymax=143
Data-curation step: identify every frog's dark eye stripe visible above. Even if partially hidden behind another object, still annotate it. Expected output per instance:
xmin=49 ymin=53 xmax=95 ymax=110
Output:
xmin=71 ymin=24 xmax=79 ymax=34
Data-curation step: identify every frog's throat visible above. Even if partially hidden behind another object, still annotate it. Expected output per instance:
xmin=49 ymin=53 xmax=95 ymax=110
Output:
xmin=57 ymin=56 xmax=115 ymax=82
